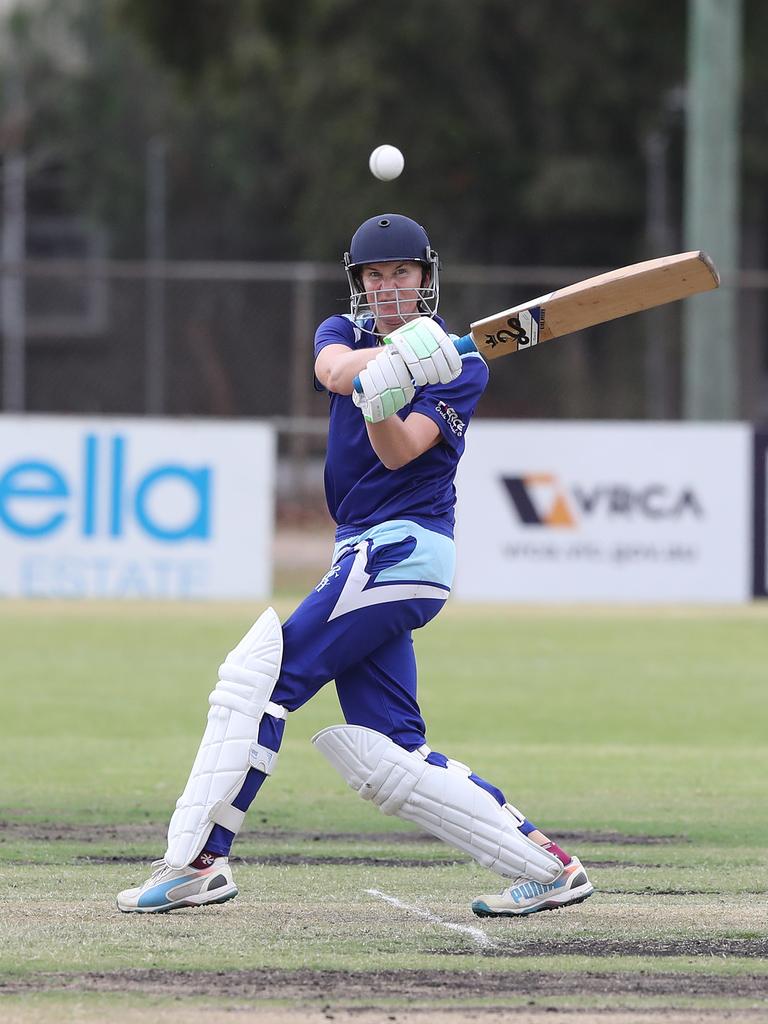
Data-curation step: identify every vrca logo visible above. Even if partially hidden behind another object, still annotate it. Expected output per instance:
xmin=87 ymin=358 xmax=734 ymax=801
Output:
xmin=501 ymin=474 xmax=704 ymax=526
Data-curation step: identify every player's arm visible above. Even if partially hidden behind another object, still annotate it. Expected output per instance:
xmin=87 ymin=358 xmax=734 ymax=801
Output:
xmin=365 ymin=412 xmax=441 ymax=471
xmin=314 ymin=344 xmax=382 ymax=395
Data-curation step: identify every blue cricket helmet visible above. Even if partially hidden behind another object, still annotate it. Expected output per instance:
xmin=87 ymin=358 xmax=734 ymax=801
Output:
xmin=343 ymin=214 xmax=440 ymax=325
xmin=347 ymin=214 xmax=433 ymax=266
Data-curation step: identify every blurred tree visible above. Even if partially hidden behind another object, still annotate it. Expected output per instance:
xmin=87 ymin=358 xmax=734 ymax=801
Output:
xmin=3 ymin=0 xmax=766 ymax=419
xmin=1 ymin=0 xmax=184 ymax=256
xmin=114 ymin=0 xmax=692 ymax=264
xmin=5 ymin=0 xmax=766 ymax=266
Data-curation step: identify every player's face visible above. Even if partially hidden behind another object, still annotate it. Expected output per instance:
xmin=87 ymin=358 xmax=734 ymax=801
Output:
xmin=360 ymin=261 xmax=426 ymax=333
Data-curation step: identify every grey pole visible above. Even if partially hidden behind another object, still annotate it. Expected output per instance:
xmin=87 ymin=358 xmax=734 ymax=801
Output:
xmin=288 ymin=265 xmax=316 ymax=506
xmin=644 ymin=127 xmax=674 ymax=419
xmin=1 ymin=64 xmax=26 ymax=413
xmin=145 ymin=136 xmax=167 ymax=415
xmin=682 ymin=0 xmax=743 ymax=420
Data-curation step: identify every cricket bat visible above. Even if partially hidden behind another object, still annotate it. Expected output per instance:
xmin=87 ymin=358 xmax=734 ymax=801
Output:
xmin=454 ymin=250 xmax=719 ymax=359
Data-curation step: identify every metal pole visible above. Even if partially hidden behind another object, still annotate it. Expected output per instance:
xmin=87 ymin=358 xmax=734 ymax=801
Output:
xmin=145 ymin=136 xmax=167 ymax=415
xmin=288 ymin=266 xmax=316 ymax=508
xmin=644 ymin=127 xmax=674 ymax=419
xmin=1 ymin=64 xmax=26 ymax=413
xmin=682 ymin=0 xmax=743 ymax=420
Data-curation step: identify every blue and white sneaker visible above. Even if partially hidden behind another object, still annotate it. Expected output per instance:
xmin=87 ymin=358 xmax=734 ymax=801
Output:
xmin=117 ymin=857 xmax=238 ymax=914
xmin=471 ymin=857 xmax=594 ymax=917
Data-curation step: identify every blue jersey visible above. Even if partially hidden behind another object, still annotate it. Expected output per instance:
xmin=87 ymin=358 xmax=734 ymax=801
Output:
xmin=314 ymin=314 xmax=489 ymax=539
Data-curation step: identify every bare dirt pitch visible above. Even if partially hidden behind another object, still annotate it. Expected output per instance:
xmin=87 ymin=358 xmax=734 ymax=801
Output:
xmin=3 ymin=967 xmax=768 ymax=1024
xmin=4 ymin=965 xmax=768 ymax=998
xmin=0 ymin=820 xmax=687 ymax=846
xmin=4 ymin=1006 xmax=766 ymax=1024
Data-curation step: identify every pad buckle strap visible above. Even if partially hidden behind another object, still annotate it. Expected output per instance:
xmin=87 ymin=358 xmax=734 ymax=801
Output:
xmin=209 ymin=800 xmax=246 ymax=834
xmin=249 ymin=741 xmax=280 ymax=775
xmin=504 ymin=802 xmax=526 ymax=826
xmin=265 ymin=701 xmax=288 ymax=720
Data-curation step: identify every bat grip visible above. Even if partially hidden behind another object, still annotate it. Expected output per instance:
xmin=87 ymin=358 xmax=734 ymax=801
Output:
xmin=454 ymin=334 xmax=477 ymax=355
xmin=352 ymin=334 xmax=477 ymax=393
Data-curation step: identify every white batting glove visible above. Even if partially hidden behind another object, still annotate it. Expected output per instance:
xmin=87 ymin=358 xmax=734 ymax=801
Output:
xmin=352 ymin=347 xmax=416 ymax=424
xmin=383 ymin=316 xmax=463 ymax=387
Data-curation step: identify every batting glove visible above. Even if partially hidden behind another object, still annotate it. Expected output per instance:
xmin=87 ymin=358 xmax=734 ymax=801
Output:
xmin=383 ymin=316 xmax=463 ymax=387
xmin=352 ymin=347 xmax=416 ymax=423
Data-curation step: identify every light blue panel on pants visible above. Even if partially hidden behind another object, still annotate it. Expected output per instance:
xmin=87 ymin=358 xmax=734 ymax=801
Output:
xmin=332 ymin=519 xmax=455 ymax=590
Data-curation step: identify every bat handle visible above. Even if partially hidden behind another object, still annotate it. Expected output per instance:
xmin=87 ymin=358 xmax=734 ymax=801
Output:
xmin=454 ymin=333 xmax=477 ymax=355
xmin=352 ymin=334 xmax=477 ymax=394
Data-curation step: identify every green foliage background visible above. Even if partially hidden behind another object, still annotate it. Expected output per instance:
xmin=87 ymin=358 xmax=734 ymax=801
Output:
xmin=4 ymin=0 xmax=767 ymax=265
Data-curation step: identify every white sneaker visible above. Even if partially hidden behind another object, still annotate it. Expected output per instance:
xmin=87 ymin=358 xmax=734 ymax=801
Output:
xmin=471 ymin=856 xmax=594 ymax=917
xmin=117 ymin=857 xmax=238 ymax=914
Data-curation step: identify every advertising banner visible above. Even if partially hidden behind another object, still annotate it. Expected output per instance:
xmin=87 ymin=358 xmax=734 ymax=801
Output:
xmin=0 ymin=416 xmax=274 ymax=599
xmin=454 ymin=421 xmax=751 ymax=603
xmin=753 ymin=431 xmax=768 ymax=599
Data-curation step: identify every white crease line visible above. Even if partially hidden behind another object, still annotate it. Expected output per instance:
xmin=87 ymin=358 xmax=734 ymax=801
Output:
xmin=365 ymin=888 xmax=494 ymax=949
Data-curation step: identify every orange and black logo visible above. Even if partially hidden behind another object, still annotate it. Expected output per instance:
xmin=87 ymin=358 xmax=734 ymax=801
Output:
xmin=501 ymin=474 xmax=575 ymax=526
xmin=501 ymin=474 xmax=703 ymax=527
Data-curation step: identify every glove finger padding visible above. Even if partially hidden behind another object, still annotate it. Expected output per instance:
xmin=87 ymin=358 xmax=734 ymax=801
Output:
xmin=386 ymin=348 xmax=416 ymax=392
xmin=374 ymin=348 xmax=414 ymax=394
xmin=429 ymin=346 xmax=453 ymax=384
xmin=389 ymin=337 xmax=431 ymax=386
xmin=385 ymin=317 xmax=463 ymax=386
xmin=361 ymin=359 xmax=387 ymax=396
xmin=355 ymin=348 xmax=415 ymax=423
xmin=436 ymin=334 xmax=463 ymax=378
xmin=351 ymin=385 xmax=385 ymax=423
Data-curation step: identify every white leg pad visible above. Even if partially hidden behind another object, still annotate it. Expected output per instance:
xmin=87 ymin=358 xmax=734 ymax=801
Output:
xmin=165 ymin=607 xmax=284 ymax=868
xmin=312 ymin=724 xmax=562 ymax=883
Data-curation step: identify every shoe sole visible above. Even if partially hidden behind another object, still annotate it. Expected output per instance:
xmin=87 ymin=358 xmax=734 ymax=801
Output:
xmin=117 ymin=885 xmax=238 ymax=914
xmin=471 ymin=884 xmax=594 ymax=918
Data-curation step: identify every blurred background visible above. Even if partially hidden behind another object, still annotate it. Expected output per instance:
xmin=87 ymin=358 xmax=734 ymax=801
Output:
xmin=1 ymin=0 xmax=766 ymax=596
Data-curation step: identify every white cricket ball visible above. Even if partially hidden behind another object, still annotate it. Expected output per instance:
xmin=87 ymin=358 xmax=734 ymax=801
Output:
xmin=369 ymin=145 xmax=405 ymax=181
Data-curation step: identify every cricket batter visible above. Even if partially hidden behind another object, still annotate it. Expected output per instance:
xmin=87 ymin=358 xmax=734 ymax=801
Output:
xmin=117 ymin=214 xmax=593 ymax=918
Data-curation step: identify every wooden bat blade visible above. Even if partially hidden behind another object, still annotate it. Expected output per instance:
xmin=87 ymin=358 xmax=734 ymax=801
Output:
xmin=469 ymin=251 xmax=720 ymax=360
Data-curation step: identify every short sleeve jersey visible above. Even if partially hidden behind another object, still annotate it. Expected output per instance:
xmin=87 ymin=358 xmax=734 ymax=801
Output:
xmin=314 ymin=314 xmax=489 ymax=538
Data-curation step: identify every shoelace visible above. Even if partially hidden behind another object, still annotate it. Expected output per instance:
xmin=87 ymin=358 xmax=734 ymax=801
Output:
xmin=501 ymin=875 xmax=529 ymax=894
xmin=146 ymin=859 xmax=172 ymax=883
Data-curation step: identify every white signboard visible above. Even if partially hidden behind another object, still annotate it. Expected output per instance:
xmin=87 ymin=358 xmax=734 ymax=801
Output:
xmin=754 ymin=431 xmax=768 ymax=598
xmin=0 ymin=416 xmax=275 ymax=599
xmin=454 ymin=422 xmax=751 ymax=603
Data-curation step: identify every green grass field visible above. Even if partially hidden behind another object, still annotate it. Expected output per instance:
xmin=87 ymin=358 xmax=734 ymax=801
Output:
xmin=1 ymin=599 xmax=767 ymax=1023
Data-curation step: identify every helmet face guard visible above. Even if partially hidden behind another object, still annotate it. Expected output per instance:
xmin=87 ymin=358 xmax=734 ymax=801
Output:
xmin=343 ymin=214 xmax=440 ymax=332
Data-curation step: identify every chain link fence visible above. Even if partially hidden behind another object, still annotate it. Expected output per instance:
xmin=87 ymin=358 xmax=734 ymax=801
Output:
xmin=2 ymin=257 xmax=768 ymax=517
